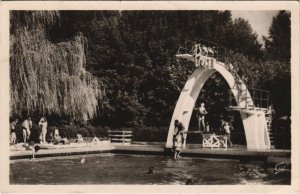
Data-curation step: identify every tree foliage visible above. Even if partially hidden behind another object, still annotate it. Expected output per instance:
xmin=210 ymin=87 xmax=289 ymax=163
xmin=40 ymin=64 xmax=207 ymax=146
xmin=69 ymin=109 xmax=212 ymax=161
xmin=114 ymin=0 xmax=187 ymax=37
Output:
xmin=10 ymin=11 xmax=105 ymax=121
xmin=264 ymin=11 xmax=291 ymax=62
xmin=11 ymin=10 xmax=291 ymax=129
xmin=262 ymin=11 xmax=291 ymax=116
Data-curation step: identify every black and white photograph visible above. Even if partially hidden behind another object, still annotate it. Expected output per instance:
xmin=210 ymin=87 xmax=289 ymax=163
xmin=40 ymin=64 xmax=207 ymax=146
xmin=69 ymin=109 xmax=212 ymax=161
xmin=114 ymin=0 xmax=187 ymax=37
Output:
xmin=0 ymin=1 xmax=299 ymax=192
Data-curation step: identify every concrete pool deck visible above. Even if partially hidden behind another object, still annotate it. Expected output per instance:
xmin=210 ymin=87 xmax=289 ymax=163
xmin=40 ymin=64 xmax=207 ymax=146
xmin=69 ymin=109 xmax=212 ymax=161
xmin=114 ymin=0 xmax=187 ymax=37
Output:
xmin=10 ymin=142 xmax=291 ymax=165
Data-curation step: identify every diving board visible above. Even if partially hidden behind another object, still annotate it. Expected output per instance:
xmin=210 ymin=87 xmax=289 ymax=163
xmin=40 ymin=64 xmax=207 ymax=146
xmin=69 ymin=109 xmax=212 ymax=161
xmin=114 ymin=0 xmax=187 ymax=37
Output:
xmin=166 ymin=42 xmax=271 ymax=150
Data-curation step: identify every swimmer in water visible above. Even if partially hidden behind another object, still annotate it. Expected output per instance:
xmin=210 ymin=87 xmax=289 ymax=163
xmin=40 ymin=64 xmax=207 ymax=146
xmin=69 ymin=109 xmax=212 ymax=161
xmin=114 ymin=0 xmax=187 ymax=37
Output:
xmin=30 ymin=145 xmax=40 ymax=161
xmin=147 ymin=166 xmax=154 ymax=174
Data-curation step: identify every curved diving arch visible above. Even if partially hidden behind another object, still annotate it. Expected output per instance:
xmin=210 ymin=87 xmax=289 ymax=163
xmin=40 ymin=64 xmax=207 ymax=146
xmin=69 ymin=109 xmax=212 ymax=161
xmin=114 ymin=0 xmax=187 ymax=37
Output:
xmin=166 ymin=59 xmax=271 ymax=150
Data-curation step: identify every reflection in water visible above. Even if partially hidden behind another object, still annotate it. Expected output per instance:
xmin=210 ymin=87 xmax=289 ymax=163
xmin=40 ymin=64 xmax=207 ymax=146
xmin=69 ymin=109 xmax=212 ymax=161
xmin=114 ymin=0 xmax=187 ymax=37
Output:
xmin=234 ymin=162 xmax=291 ymax=185
xmin=234 ymin=163 xmax=268 ymax=184
xmin=10 ymin=154 xmax=290 ymax=185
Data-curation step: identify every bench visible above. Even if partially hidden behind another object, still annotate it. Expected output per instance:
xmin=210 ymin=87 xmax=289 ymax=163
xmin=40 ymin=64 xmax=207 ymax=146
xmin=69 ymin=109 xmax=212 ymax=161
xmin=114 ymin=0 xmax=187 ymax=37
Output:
xmin=202 ymin=134 xmax=227 ymax=149
xmin=108 ymin=130 xmax=133 ymax=144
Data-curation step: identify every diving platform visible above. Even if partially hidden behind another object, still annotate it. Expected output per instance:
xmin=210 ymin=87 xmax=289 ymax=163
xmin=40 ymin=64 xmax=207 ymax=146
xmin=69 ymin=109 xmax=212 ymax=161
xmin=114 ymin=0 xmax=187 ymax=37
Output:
xmin=175 ymin=53 xmax=194 ymax=60
xmin=166 ymin=40 xmax=273 ymax=151
xmin=229 ymin=106 xmax=267 ymax=115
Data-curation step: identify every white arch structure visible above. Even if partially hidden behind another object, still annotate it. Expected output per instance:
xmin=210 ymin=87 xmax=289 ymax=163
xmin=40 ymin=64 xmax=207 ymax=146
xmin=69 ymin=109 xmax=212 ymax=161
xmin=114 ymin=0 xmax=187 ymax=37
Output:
xmin=166 ymin=54 xmax=271 ymax=150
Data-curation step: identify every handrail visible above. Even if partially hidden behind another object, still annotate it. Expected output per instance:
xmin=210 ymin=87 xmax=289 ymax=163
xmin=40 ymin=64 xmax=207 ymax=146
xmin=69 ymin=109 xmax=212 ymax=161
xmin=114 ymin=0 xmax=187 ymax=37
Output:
xmin=108 ymin=130 xmax=133 ymax=133
xmin=229 ymin=87 xmax=271 ymax=110
xmin=177 ymin=46 xmax=191 ymax=54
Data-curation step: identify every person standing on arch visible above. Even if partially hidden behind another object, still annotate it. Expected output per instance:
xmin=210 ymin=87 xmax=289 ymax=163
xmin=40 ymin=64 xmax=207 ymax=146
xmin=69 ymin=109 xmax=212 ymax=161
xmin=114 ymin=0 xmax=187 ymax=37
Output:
xmin=194 ymin=103 xmax=208 ymax=132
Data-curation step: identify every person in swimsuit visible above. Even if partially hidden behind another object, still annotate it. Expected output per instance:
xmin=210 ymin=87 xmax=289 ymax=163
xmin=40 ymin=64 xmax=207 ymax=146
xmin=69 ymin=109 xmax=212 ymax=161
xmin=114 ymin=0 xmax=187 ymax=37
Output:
xmin=195 ymin=103 xmax=208 ymax=132
xmin=22 ymin=117 xmax=32 ymax=144
xmin=221 ymin=120 xmax=233 ymax=147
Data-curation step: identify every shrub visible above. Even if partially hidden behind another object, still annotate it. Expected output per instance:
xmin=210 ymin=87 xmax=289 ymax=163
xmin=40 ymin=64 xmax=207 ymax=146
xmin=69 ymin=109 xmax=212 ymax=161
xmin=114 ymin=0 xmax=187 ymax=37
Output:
xmin=133 ymin=126 xmax=168 ymax=142
xmin=29 ymin=124 xmax=42 ymax=143
xmin=94 ymin=126 xmax=109 ymax=138
xmin=77 ymin=127 xmax=90 ymax=137
xmin=58 ymin=125 xmax=78 ymax=138
xmin=85 ymin=125 xmax=96 ymax=137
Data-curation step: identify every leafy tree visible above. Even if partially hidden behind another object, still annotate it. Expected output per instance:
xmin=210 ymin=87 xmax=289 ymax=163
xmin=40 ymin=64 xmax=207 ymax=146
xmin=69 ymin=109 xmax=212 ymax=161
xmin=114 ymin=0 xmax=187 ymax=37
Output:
xmin=10 ymin=11 xmax=104 ymax=121
xmin=16 ymin=10 xmax=288 ymax=128
xmin=262 ymin=11 xmax=291 ymax=117
xmin=264 ymin=11 xmax=291 ymax=62
xmin=226 ymin=18 xmax=263 ymax=59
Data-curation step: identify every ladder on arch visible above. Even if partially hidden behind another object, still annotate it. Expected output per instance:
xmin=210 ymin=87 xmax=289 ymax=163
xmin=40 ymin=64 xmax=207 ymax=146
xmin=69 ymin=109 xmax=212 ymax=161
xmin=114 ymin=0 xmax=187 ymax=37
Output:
xmin=228 ymin=87 xmax=275 ymax=149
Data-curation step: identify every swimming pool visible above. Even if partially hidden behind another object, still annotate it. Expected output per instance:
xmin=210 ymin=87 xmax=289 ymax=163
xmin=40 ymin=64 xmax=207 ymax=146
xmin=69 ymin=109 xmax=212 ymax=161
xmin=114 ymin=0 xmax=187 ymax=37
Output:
xmin=10 ymin=154 xmax=290 ymax=185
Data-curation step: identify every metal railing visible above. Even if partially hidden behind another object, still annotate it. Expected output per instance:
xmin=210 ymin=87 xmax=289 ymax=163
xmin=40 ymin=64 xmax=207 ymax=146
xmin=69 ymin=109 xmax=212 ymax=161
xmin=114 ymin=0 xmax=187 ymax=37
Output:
xmin=248 ymin=88 xmax=271 ymax=109
xmin=229 ymin=88 xmax=271 ymax=110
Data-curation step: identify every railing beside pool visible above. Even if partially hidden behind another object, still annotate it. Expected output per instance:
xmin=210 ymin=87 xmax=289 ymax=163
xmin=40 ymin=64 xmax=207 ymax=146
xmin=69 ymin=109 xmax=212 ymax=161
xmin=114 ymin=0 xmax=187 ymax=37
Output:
xmin=108 ymin=130 xmax=133 ymax=145
xmin=202 ymin=134 xmax=228 ymax=149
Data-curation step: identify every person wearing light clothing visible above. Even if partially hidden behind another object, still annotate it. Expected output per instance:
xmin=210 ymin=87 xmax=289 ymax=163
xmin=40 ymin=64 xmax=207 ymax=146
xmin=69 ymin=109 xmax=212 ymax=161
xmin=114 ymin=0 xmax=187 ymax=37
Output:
xmin=38 ymin=117 xmax=48 ymax=144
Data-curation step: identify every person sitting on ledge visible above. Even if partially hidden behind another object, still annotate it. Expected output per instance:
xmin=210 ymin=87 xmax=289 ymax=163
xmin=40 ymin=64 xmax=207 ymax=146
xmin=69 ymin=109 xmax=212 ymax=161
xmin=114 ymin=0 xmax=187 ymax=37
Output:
xmin=91 ymin=137 xmax=101 ymax=144
xmin=76 ymin=134 xmax=85 ymax=143
xmin=52 ymin=129 xmax=69 ymax=145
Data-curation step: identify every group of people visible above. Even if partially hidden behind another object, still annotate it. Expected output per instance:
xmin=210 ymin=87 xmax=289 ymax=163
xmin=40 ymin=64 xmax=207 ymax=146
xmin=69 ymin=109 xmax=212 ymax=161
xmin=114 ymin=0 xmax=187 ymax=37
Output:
xmin=193 ymin=44 xmax=217 ymax=58
xmin=10 ymin=116 xmax=48 ymax=145
xmin=172 ymin=102 xmax=234 ymax=158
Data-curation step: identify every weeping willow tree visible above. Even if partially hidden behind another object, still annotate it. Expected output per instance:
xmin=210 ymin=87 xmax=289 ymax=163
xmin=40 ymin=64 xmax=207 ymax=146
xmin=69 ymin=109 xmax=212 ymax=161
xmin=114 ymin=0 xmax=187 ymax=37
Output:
xmin=10 ymin=11 xmax=105 ymax=121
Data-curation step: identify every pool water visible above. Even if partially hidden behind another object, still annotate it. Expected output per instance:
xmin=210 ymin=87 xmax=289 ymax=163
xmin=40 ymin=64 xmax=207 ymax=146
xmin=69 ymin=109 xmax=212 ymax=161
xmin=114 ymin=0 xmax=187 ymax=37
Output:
xmin=10 ymin=154 xmax=290 ymax=185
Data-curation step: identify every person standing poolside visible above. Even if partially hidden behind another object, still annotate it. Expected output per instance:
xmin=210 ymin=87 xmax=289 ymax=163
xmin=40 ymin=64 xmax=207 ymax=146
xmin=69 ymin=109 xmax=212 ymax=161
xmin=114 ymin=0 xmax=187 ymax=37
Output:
xmin=221 ymin=120 xmax=233 ymax=148
xmin=173 ymin=120 xmax=179 ymax=147
xmin=22 ymin=117 xmax=32 ymax=144
xmin=38 ymin=117 xmax=48 ymax=144
xmin=173 ymin=120 xmax=185 ymax=159
xmin=10 ymin=119 xmax=18 ymax=145
xmin=195 ymin=103 xmax=208 ymax=132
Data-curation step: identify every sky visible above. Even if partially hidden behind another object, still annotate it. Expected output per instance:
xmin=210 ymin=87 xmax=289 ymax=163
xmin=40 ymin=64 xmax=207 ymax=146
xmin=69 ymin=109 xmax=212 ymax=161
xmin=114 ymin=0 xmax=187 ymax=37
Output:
xmin=231 ymin=11 xmax=279 ymax=46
